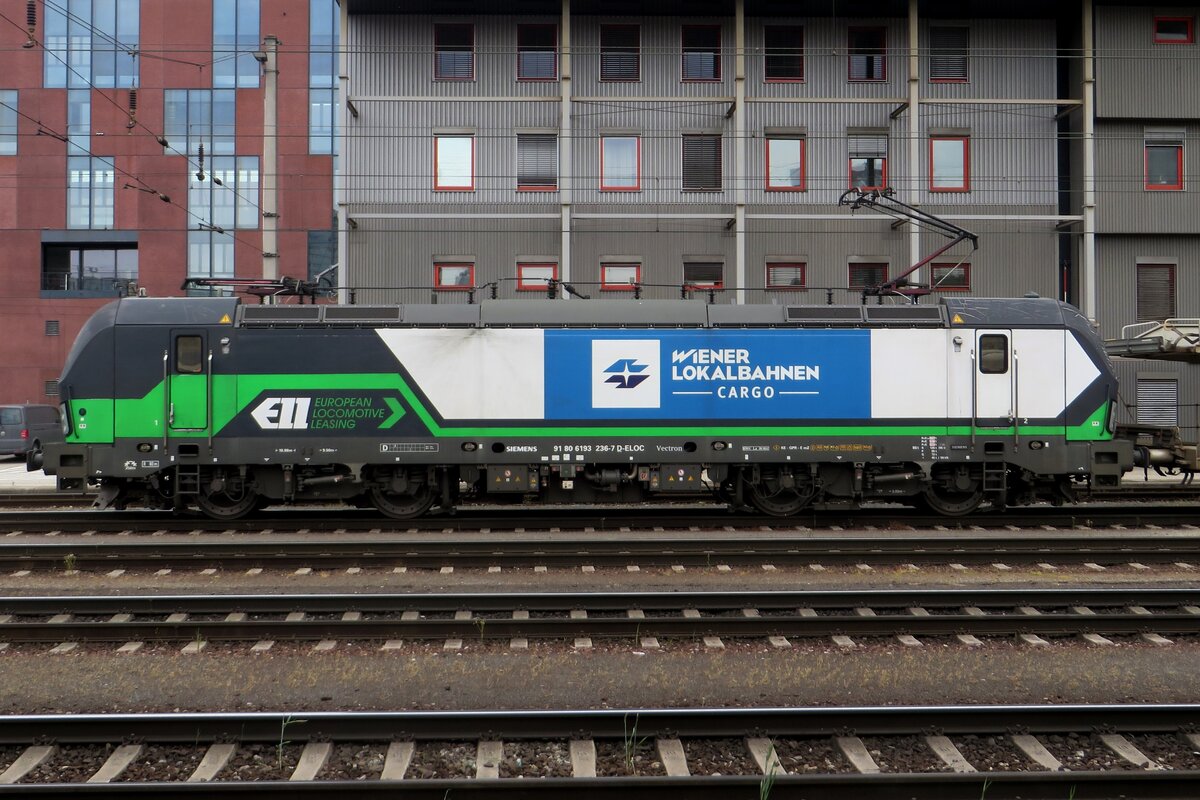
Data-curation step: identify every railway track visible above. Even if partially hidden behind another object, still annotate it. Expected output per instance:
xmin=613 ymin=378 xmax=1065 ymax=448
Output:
xmin=1 ymin=588 xmax=1198 ymax=649
xmin=0 ymin=705 xmax=1197 ymax=796
xmin=1 ymin=531 xmax=1200 ymax=572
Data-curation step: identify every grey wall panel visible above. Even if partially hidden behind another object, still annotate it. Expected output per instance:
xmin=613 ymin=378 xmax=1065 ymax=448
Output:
xmin=1095 ymin=122 xmax=1200 ymax=233
xmin=1095 ymin=234 xmax=1200 ymax=339
xmin=1096 ymin=6 xmax=1200 ymax=119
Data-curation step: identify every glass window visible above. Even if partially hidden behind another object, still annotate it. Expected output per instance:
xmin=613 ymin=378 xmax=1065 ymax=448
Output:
xmin=435 ymin=136 xmax=474 ymax=190
xmin=849 ymin=135 xmax=887 ymax=189
xmin=931 ymin=263 xmax=970 ymax=290
xmin=309 ymin=0 xmax=339 ymax=155
xmin=44 ymin=2 xmax=68 ymax=87
xmin=188 ymin=229 xmax=234 ymax=284
xmin=41 ymin=244 xmax=137 ymax=293
xmin=849 ymin=263 xmax=887 ymax=289
xmin=1155 ymin=17 xmax=1194 ymax=44
xmin=517 ymin=133 xmax=558 ymax=190
xmin=1145 ymin=142 xmax=1183 ymax=190
xmin=68 ymin=156 xmax=115 ymax=230
xmin=601 ymin=136 xmax=640 ymax=191
xmin=930 ymin=137 xmax=969 ymax=191
xmin=978 ymin=334 xmax=1008 ymax=374
xmin=684 ymin=262 xmax=723 ymax=289
xmin=435 ymin=262 xmax=474 ymax=289
xmin=682 ymin=135 xmax=721 ymax=191
xmin=848 ymin=27 xmax=886 ymax=81
xmin=310 ymin=88 xmax=338 ymax=156
xmin=44 ymin=0 xmax=139 ymax=88
xmin=214 ymin=0 xmax=260 ymax=89
xmin=766 ymin=263 xmax=806 ymax=289
xmin=766 ymin=137 xmax=804 ymax=191
xmin=0 ymin=91 xmax=15 ymax=156
xmin=517 ymin=263 xmax=557 ymax=291
xmin=929 ymin=26 xmax=968 ymax=81
xmin=600 ymin=25 xmax=640 ymax=82
xmin=518 ymin=25 xmax=557 ymax=80
xmin=682 ymin=25 xmax=721 ymax=81
xmin=307 ymin=229 xmax=338 ymax=283
xmin=601 ymin=263 xmax=640 ymax=290
xmin=163 ymin=90 xmax=236 ymax=156
xmin=189 ymin=156 xmax=259 ymax=230
xmin=764 ymin=26 xmax=803 ymax=81
xmin=67 ymin=89 xmax=90 ymax=156
xmin=1137 ymin=264 xmax=1176 ymax=321
xmin=435 ymin=24 xmax=474 ymax=80
xmin=176 ymin=336 xmax=203 ymax=374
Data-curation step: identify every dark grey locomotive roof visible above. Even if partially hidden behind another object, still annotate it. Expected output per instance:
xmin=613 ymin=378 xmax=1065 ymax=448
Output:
xmin=99 ymin=296 xmax=1079 ymax=330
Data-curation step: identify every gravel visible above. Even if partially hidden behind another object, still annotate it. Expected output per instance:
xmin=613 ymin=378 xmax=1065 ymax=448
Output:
xmin=683 ymin=737 xmax=759 ymax=776
xmin=951 ymin=735 xmax=1035 ymax=772
xmin=857 ymin=736 xmax=948 ymax=773
xmin=1038 ymin=733 xmax=1136 ymax=771
xmin=499 ymin=740 xmax=572 ymax=778
xmin=0 ymin=747 xmax=23 ymax=775
xmin=117 ymin=745 xmax=206 ymax=782
xmin=405 ymin=742 xmax=477 ymax=779
xmin=1127 ymin=734 xmax=1200 ymax=770
xmin=21 ymin=745 xmax=113 ymax=783
xmin=594 ymin=738 xmax=666 ymax=776
xmin=216 ymin=743 xmax=302 ymax=781
xmin=772 ymin=737 xmax=855 ymax=774
xmin=321 ymin=743 xmax=386 ymax=780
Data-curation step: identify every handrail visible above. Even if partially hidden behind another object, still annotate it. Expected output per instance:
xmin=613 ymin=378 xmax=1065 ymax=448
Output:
xmin=1121 ymin=318 xmax=1200 ymax=340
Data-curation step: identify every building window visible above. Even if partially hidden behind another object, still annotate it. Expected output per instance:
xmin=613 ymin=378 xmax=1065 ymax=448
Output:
xmin=600 ymin=25 xmax=640 ymax=82
xmin=849 ymin=262 xmax=887 ymax=289
xmin=517 ymin=24 xmax=557 ymax=80
xmin=848 ymin=27 xmax=886 ymax=81
xmin=434 ymin=24 xmax=475 ymax=81
xmin=213 ymin=0 xmax=260 ymax=88
xmin=849 ymin=135 xmax=887 ymax=189
xmin=42 ymin=244 xmax=138 ymax=294
xmin=601 ymin=262 xmax=641 ymax=290
xmin=766 ymin=137 xmax=805 ymax=191
xmin=67 ymin=89 xmax=90 ymax=156
xmin=0 ymin=91 xmax=15 ymax=156
xmin=930 ymin=136 xmax=969 ymax=191
xmin=190 ymin=157 xmax=260 ymax=231
xmin=682 ymin=134 xmax=721 ymax=191
xmin=763 ymin=26 xmax=803 ymax=81
xmin=1137 ymin=264 xmax=1176 ymax=321
xmin=517 ymin=262 xmax=558 ymax=291
xmin=682 ymin=25 xmax=721 ymax=82
xmin=929 ymin=26 xmax=968 ymax=81
xmin=164 ymin=90 xmax=236 ymax=156
xmin=931 ymin=263 xmax=970 ymax=291
xmin=188 ymin=230 xmax=235 ymax=284
xmin=435 ymin=262 xmax=475 ymax=290
xmin=766 ymin=262 xmax=806 ymax=289
xmin=684 ymin=262 xmax=723 ymax=289
xmin=435 ymin=136 xmax=475 ymax=191
xmin=68 ymin=156 xmax=115 ymax=230
xmin=1154 ymin=17 xmax=1194 ymax=44
xmin=310 ymin=0 xmax=339 ymax=156
xmin=1145 ymin=139 xmax=1183 ymax=191
xmin=600 ymin=136 xmax=640 ymax=191
xmin=1137 ymin=378 xmax=1179 ymax=426
xmin=307 ymin=228 xmax=337 ymax=284
xmin=44 ymin=0 xmax=140 ymax=89
xmin=517 ymin=134 xmax=558 ymax=191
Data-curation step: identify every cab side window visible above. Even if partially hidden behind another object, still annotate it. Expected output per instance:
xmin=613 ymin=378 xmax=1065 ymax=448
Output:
xmin=978 ymin=334 xmax=1008 ymax=374
xmin=176 ymin=336 xmax=203 ymax=374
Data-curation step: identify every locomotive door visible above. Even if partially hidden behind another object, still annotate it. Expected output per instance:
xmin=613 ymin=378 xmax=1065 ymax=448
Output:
xmin=167 ymin=330 xmax=210 ymax=431
xmin=972 ymin=330 xmax=1013 ymax=428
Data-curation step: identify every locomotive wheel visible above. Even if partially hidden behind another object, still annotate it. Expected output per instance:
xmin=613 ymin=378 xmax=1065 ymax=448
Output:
xmin=747 ymin=477 xmax=816 ymax=516
xmin=920 ymin=485 xmax=985 ymax=516
xmin=368 ymin=484 xmax=436 ymax=519
xmin=196 ymin=488 xmax=260 ymax=520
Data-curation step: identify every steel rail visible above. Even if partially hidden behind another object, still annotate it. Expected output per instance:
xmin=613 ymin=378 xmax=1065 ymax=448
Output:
xmin=2 ymin=589 xmax=1198 ymax=643
xmin=0 ymin=533 xmax=1199 ymax=570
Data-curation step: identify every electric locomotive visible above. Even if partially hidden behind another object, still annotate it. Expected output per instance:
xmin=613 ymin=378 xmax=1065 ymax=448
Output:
xmin=39 ymin=295 xmax=1134 ymax=519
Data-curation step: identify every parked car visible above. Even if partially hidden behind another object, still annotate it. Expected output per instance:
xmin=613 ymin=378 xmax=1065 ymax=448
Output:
xmin=0 ymin=404 xmax=64 ymax=459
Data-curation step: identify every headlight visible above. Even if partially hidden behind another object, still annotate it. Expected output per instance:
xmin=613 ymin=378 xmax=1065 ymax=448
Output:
xmin=59 ymin=403 xmax=71 ymax=436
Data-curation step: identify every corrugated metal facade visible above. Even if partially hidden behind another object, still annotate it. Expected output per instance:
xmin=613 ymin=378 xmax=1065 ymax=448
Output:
xmin=1095 ymin=5 xmax=1200 ymax=119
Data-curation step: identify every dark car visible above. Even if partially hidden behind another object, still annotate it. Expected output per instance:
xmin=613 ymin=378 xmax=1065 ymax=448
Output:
xmin=0 ymin=404 xmax=64 ymax=458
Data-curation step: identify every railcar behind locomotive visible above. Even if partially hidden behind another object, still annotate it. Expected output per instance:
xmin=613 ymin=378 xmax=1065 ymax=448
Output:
xmin=39 ymin=295 xmax=1135 ymax=519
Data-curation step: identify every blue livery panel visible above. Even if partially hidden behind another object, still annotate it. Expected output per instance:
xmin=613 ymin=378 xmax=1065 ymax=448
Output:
xmin=543 ymin=329 xmax=872 ymax=420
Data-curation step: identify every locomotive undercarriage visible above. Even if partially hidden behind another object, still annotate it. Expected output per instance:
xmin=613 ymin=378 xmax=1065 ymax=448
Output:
xmin=92 ymin=457 xmax=1088 ymax=521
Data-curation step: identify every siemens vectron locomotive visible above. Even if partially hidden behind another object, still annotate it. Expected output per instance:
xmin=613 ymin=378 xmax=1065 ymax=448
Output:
xmin=40 ymin=296 xmax=1134 ymax=519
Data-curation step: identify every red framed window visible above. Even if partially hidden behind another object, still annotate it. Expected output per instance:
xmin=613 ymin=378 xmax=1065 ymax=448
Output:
xmin=1154 ymin=17 xmax=1194 ymax=44
xmin=600 ymin=136 xmax=640 ymax=191
xmin=434 ymin=24 xmax=474 ymax=81
xmin=517 ymin=262 xmax=558 ymax=291
xmin=930 ymin=263 xmax=970 ymax=291
xmin=929 ymin=136 xmax=969 ymax=192
xmin=766 ymin=262 xmax=806 ymax=289
xmin=766 ymin=137 xmax=805 ymax=191
xmin=683 ymin=262 xmax=723 ymax=289
xmin=1145 ymin=142 xmax=1183 ymax=190
xmin=517 ymin=24 xmax=557 ymax=80
xmin=848 ymin=27 xmax=886 ymax=81
xmin=849 ymin=262 xmax=887 ymax=289
xmin=435 ymin=262 xmax=475 ymax=290
xmin=682 ymin=134 xmax=722 ymax=191
xmin=929 ymin=26 xmax=968 ymax=82
xmin=516 ymin=133 xmax=558 ymax=191
xmin=764 ymin=25 xmax=804 ymax=82
xmin=601 ymin=262 xmax=641 ymax=290
xmin=849 ymin=156 xmax=887 ymax=190
xmin=600 ymin=25 xmax=640 ymax=82
xmin=434 ymin=135 xmax=475 ymax=191
xmin=682 ymin=25 xmax=721 ymax=82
